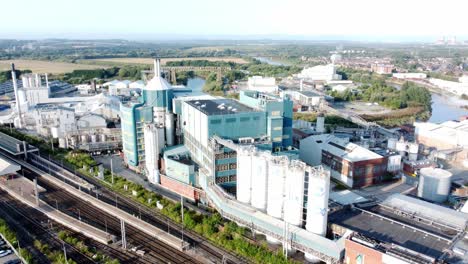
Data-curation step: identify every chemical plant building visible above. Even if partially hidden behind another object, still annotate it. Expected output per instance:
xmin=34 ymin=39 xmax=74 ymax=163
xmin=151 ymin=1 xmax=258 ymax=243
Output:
xmin=300 ymin=134 xmax=391 ymax=188
xmin=330 ymin=194 xmax=468 ymax=264
xmin=414 ymin=120 xmax=468 ymax=165
xmin=1 ymin=65 xmax=122 ymax=153
xmin=247 ymin=76 xmax=279 ymax=93
xmin=297 ymin=64 xmax=342 ymax=81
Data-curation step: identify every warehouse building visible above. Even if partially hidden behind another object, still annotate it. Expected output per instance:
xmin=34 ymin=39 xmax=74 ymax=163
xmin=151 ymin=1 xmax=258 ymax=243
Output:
xmin=415 ymin=120 xmax=468 ymax=164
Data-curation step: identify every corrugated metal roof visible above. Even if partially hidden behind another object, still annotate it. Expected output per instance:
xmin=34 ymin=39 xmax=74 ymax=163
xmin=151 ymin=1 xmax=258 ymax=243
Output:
xmin=382 ymin=194 xmax=468 ymax=230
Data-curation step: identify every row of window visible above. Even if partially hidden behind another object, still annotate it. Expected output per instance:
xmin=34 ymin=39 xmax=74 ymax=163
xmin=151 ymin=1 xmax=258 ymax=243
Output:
xmin=210 ymin=116 xmax=261 ymax=125
xmin=216 ymin=163 xmax=237 ymax=171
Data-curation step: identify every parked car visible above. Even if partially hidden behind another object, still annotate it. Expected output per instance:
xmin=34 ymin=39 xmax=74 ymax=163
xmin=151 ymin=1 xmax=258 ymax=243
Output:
xmin=0 ymin=249 xmax=12 ymax=257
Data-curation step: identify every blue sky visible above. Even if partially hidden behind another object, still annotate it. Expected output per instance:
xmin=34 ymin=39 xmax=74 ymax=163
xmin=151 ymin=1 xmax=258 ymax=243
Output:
xmin=1 ymin=0 xmax=467 ymax=41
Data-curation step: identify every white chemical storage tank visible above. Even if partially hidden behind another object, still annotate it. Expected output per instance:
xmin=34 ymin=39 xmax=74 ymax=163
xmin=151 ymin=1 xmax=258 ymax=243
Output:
xmin=267 ymin=155 xmax=288 ymax=218
xmin=284 ymin=160 xmax=306 ymax=226
xmin=80 ymin=135 xmax=88 ymax=143
xmin=236 ymin=147 xmax=254 ymax=204
xmin=417 ymin=168 xmax=452 ymax=203
xmin=50 ymin=127 xmax=60 ymax=138
xmin=91 ymin=134 xmax=97 ymax=143
xmin=387 ymin=154 xmax=402 ymax=173
xmin=305 ymin=166 xmax=330 ymax=263
xmin=408 ymin=143 xmax=419 ymax=154
xmin=250 ymin=151 xmax=269 ymax=211
xmin=58 ymin=137 xmax=67 ymax=148
xmin=305 ymin=166 xmax=330 ymax=236
xmin=165 ymin=113 xmax=175 ymax=146
xmin=396 ymin=140 xmax=406 ymax=152
xmin=70 ymin=136 xmax=77 ymax=147
xmin=387 ymin=137 xmax=397 ymax=150
xmin=100 ymin=134 xmax=107 ymax=142
xmin=316 ymin=114 xmax=325 ymax=133
xmin=144 ymin=124 xmax=165 ymax=184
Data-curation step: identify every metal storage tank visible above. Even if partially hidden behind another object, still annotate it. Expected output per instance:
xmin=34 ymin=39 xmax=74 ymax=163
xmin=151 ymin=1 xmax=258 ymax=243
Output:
xmin=305 ymin=166 xmax=330 ymax=263
xmin=144 ymin=124 xmax=165 ymax=184
xmin=70 ymin=136 xmax=77 ymax=147
xmin=90 ymin=134 xmax=97 ymax=143
xmin=267 ymin=155 xmax=288 ymax=218
xmin=80 ymin=135 xmax=88 ymax=143
xmin=250 ymin=151 xmax=269 ymax=211
xmin=236 ymin=147 xmax=254 ymax=204
xmin=100 ymin=134 xmax=107 ymax=142
xmin=165 ymin=113 xmax=175 ymax=146
xmin=417 ymin=168 xmax=452 ymax=203
xmin=305 ymin=166 xmax=330 ymax=235
xmin=387 ymin=137 xmax=397 ymax=150
xmin=408 ymin=143 xmax=419 ymax=154
xmin=316 ymin=114 xmax=325 ymax=133
xmin=58 ymin=137 xmax=67 ymax=148
xmin=283 ymin=160 xmax=306 ymax=227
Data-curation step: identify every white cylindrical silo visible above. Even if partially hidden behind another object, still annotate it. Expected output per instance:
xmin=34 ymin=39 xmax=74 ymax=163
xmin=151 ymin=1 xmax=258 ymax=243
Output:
xmin=100 ymin=134 xmax=107 ymax=142
xmin=91 ymin=134 xmax=97 ymax=143
xmin=165 ymin=112 xmax=175 ymax=146
xmin=417 ymin=168 xmax=452 ymax=203
xmin=305 ymin=166 xmax=330 ymax=235
xmin=387 ymin=137 xmax=397 ymax=150
xmin=236 ymin=147 xmax=254 ymax=204
xmin=305 ymin=166 xmax=330 ymax=263
xmin=316 ymin=114 xmax=325 ymax=133
xmin=250 ymin=151 xmax=269 ymax=211
xmin=144 ymin=123 xmax=164 ymax=184
xmin=408 ymin=143 xmax=419 ymax=154
xmin=284 ymin=160 xmax=306 ymax=227
xmin=80 ymin=135 xmax=88 ymax=143
xmin=267 ymin=155 xmax=288 ymax=219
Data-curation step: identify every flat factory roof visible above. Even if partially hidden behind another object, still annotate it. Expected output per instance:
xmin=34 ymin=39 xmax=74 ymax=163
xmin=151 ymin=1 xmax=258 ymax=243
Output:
xmin=329 ymin=206 xmax=452 ymax=259
xmin=305 ymin=134 xmax=382 ymax=162
xmin=381 ymin=194 xmax=468 ymax=230
xmin=186 ymin=99 xmax=256 ymax=116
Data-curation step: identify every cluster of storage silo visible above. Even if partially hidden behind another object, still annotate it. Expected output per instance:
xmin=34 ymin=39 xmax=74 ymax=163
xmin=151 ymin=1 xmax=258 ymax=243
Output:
xmin=236 ymin=146 xmax=330 ymax=253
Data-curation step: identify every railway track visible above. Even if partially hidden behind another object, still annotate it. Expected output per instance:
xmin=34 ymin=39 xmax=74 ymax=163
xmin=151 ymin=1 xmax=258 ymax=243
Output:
xmin=32 ymin=153 xmax=248 ymax=264
xmin=27 ymin=168 xmax=201 ymax=264
xmin=0 ymin=190 xmax=96 ymax=264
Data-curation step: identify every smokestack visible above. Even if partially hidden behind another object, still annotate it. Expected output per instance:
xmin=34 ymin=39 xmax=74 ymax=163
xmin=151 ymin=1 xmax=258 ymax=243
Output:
xmin=11 ymin=63 xmax=21 ymax=126
xmin=45 ymin=73 xmax=49 ymax=88
xmin=154 ymin=59 xmax=161 ymax=77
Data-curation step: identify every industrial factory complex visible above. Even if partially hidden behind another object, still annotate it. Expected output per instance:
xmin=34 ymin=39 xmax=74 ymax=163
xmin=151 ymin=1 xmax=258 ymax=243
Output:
xmin=1 ymin=58 xmax=467 ymax=264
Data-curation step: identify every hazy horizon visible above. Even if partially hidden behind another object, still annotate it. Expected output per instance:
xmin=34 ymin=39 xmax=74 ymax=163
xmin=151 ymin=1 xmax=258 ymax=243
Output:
xmin=1 ymin=0 xmax=468 ymax=43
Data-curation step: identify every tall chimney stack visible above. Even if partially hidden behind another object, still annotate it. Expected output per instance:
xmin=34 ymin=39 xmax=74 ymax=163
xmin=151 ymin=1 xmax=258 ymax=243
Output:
xmin=11 ymin=63 xmax=21 ymax=127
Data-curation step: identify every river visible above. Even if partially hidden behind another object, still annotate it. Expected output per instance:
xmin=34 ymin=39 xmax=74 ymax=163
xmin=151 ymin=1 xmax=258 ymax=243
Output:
xmin=388 ymin=81 xmax=467 ymax=123
xmin=429 ymin=93 xmax=468 ymax=123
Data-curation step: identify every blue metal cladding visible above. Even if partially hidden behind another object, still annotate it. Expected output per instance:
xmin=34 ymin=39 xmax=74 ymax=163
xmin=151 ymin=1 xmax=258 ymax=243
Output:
xmin=143 ymin=89 xmax=173 ymax=110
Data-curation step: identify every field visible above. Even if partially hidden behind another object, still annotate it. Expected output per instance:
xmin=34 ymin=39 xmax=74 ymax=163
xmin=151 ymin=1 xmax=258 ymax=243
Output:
xmin=83 ymin=57 xmax=248 ymax=66
xmin=0 ymin=60 xmax=105 ymax=74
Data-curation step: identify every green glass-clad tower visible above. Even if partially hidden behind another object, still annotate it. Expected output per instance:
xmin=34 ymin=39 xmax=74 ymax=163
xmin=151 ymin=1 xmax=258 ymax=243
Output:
xmin=120 ymin=59 xmax=174 ymax=169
